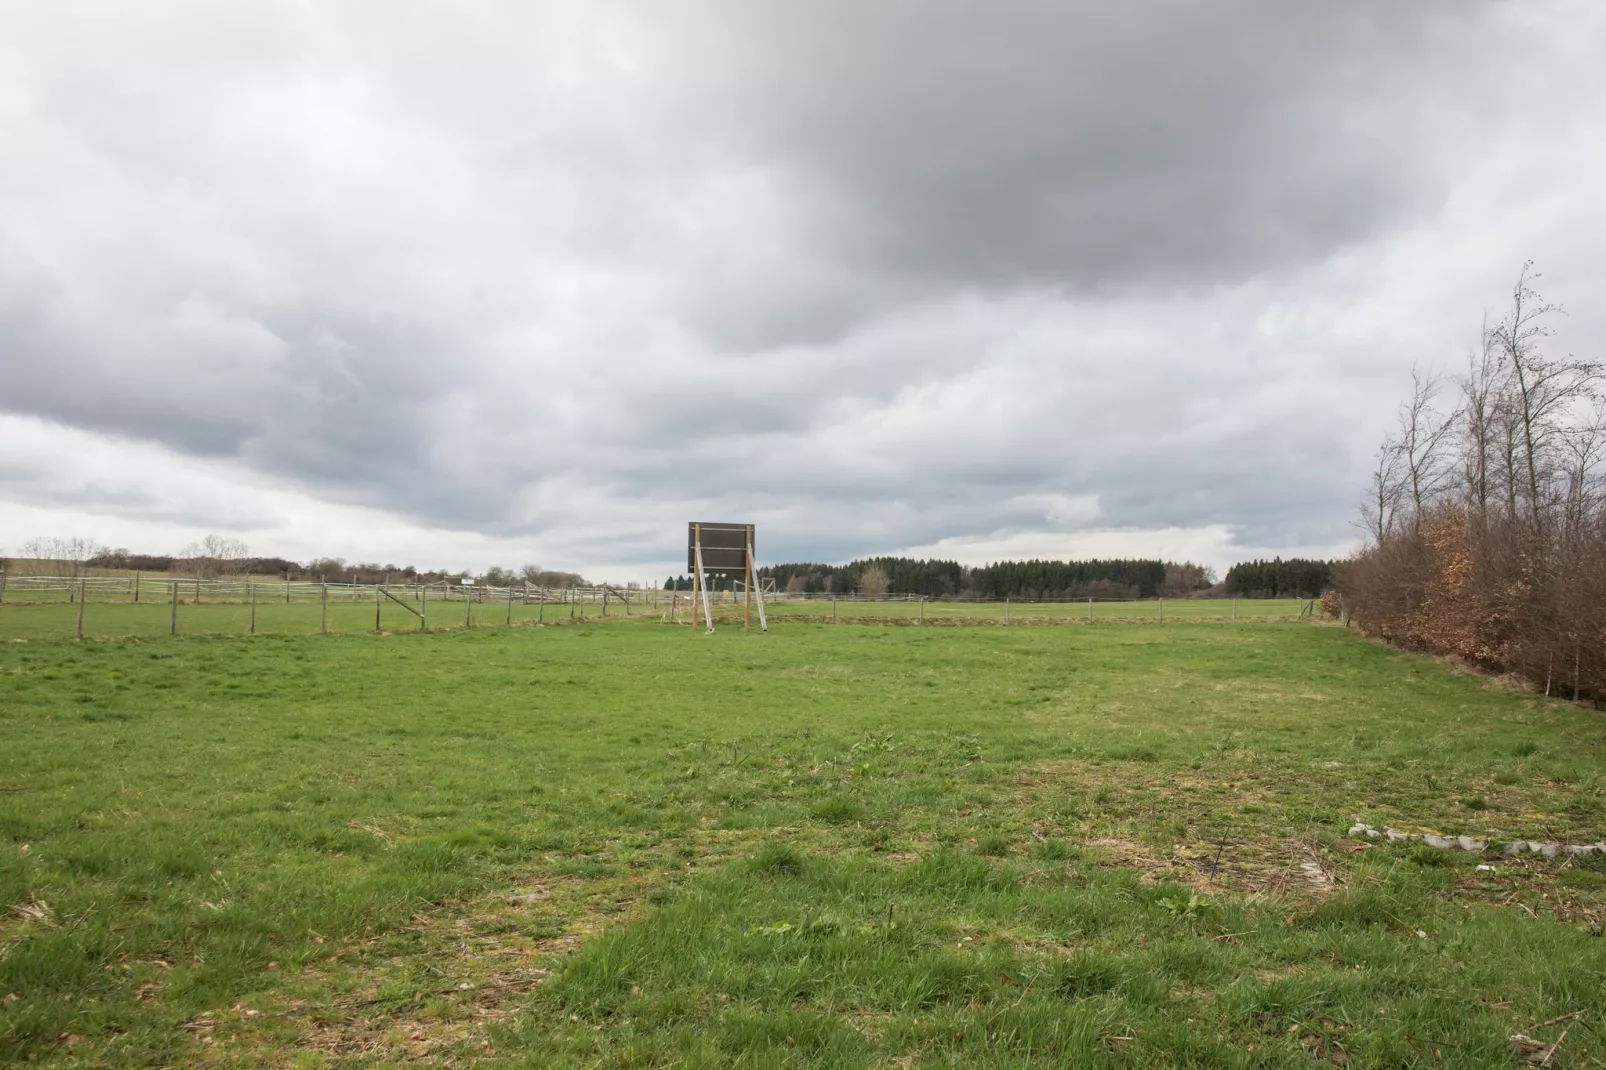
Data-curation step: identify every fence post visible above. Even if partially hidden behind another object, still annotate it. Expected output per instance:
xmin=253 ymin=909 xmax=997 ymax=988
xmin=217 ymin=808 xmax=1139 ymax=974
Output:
xmin=1233 ymin=597 xmax=1237 ymax=621
xmin=250 ymin=580 xmax=257 ymax=635
xmin=134 ymin=571 xmax=140 ymax=603
xmin=375 ymin=585 xmax=382 ymax=634
xmin=421 ymin=587 xmax=428 ymax=631
xmin=603 ymin=588 xmax=608 ymax=616
xmin=506 ymin=584 xmax=513 ymax=625
xmin=1157 ymin=598 xmax=1162 ymax=621
xmin=465 ymin=589 xmax=472 ymax=629
xmin=170 ymin=579 xmax=178 ymax=635
xmin=321 ymin=583 xmax=328 ymax=634
xmin=196 ymin=579 xmax=201 ymax=605
xmin=919 ymin=596 xmax=924 ymax=624
xmin=832 ymin=595 xmax=837 ymax=623
xmin=76 ymin=579 xmax=85 ymax=639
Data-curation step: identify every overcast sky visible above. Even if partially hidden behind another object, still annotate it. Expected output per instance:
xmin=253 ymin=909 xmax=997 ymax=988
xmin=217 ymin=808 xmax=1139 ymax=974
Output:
xmin=2 ymin=1 xmax=1603 ymax=582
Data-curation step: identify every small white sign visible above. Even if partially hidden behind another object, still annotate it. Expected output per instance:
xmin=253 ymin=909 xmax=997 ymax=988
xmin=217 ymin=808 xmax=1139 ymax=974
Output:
xmin=460 ymin=578 xmax=475 ymax=586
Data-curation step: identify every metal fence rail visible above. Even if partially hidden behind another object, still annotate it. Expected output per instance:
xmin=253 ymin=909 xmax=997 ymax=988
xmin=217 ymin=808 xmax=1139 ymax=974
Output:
xmin=0 ymin=573 xmax=654 ymax=605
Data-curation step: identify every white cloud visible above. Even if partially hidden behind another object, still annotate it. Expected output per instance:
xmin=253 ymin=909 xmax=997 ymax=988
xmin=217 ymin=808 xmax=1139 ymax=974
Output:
xmin=1 ymin=1 xmax=1603 ymax=576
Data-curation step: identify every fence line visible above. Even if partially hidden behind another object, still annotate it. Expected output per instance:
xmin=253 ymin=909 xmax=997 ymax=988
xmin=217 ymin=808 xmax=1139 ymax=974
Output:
xmin=0 ymin=573 xmax=658 ymax=605
xmin=0 ymin=571 xmax=1319 ymax=641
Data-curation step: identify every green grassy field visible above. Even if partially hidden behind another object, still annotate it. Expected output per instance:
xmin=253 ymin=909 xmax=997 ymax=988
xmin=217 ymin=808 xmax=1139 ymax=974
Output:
xmin=757 ymin=596 xmax=1308 ymax=622
xmin=0 ymin=595 xmax=1307 ymax=641
xmin=3 ymin=618 xmax=1605 ymax=1067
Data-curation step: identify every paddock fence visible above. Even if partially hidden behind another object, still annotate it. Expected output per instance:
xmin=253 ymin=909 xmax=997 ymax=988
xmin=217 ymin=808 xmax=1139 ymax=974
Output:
xmin=0 ymin=570 xmax=1321 ymax=641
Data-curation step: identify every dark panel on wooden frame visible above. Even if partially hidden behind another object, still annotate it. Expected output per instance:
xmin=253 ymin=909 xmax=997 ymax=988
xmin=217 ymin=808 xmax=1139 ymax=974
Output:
xmin=688 ymin=523 xmax=753 ymax=572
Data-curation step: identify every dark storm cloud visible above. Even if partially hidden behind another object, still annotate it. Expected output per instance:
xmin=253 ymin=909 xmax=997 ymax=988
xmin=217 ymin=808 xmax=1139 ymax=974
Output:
xmin=664 ymin=2 xmax=1480 ymax=322
xmin=0 ymin=0 xmax=1599 ymax=571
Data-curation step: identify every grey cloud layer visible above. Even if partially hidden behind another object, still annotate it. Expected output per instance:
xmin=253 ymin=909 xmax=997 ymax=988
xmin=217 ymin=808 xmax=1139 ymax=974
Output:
xmin=0 ymin=0 xmax=1595 ymax=567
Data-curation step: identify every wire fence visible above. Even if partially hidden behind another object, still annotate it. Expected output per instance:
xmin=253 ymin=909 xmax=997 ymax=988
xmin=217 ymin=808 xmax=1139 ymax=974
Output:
xmin=0 ymin=571 xmax=1319 ymax=641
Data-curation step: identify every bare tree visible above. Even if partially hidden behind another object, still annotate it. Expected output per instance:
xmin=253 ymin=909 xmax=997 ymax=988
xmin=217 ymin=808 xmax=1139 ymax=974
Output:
xmin=1457 ymin=324 xmax=1503 ymax=516
xmin=858 ymin=564 xmax=890 ymax=598
xmin=1561 ymin=404 xmax=1606 ymax=540
xmin=1162 ymin=562 xmax=1216 ymax=597
xmin=1397 ymin=367 xmax=1457 ymax=523
xmin=1486 ymin=263 xmax=1602 ymax=536
xmin=19 ymin=536 xmax=107 ymax=579
xmin=521 ymin=564 xmax=586 ymax=588
xmin=1361 ymin=435 xmax=1405 ymax=544
xmin=179 ymin=534 xmax=251 ymax=579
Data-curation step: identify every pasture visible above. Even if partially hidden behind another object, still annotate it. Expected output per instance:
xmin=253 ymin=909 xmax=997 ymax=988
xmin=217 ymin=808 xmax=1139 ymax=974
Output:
xmin=3 ymin=618 xmax=1605 ymax=1067
xmin=0 ymin=592 xmax=1309 ymax=642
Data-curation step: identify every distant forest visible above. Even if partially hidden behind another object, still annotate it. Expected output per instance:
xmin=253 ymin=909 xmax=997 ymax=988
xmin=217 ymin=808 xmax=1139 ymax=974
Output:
xmin=19 ymin=538 xmax=1329 ymax=600
xmin=668 ymin=555 xmax=1335 ymax=599
xmin=1220 ymin=558 xmax=1333 ymax=599
xmin=53 ymin=545 xmax=587 ymax=588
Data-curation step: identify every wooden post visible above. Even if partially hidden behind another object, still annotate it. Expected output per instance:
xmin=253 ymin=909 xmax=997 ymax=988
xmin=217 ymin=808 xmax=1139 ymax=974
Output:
xmin=1233 ymin=597 xmax=1237 ymax=621
xmin=832 ymin=594 xmax=837 ymax=623
xmin=692 ymin=525 xmax=715 ymax=634
xmin=570 ymin=590 xmax=576 ymax=619
xmin=196 ymin=579 xmax=201 ymax=605
xmin=421 ymin=587 xmax=428 ymax=631
xmin=286 ymin=574 xmax=291 ymax=603
xmin=375 ymin=585 xmax=382 ymax=633
xmin=918 ymin=596 xmax=924 ymax=624
xmin=745 ymin=525 xmax=754 ymax=635
xmin=538 ymin=594 xmax=545 ymax=623
xmin=670 ymin=592 xmax=677 ymax=623
xmin=465 ymin=588 xmax=472 ymax=629
xmin=506 ymin=584 xmax=513 ymax=625
xmin=603 ymin=588 xmax=608 ymax=616
xmin=134 ymin=571 xmax=140 ymax=602
xmin=76 ymin=579 xmax=85 ymax=639
xmin=321 ymin=583 xmax=328 ymax=634
xmin=1088 ymin=597 xmax=1093 ymax=623
xmin=170 ymin=579 xmax=178 ymax=635
xmin=251 ymin=580 xmax=257 ymax=635
xmin=690 ymin=528 xmax=701 ymax=631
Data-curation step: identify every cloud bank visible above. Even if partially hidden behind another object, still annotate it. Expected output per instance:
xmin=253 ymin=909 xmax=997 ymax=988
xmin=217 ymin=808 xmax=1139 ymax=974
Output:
xmin=2 ymin=1 xmax=1603 ymax=578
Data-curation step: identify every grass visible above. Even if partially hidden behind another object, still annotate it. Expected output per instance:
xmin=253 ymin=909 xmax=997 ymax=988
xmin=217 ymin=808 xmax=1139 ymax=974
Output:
xmin=2 ymin=618 xmax=1605 ymax=1066
xmin=758 ymin=596 xmax=1309 ymax=623
xmin=0 ymin=594 xmax=1308 ymax=641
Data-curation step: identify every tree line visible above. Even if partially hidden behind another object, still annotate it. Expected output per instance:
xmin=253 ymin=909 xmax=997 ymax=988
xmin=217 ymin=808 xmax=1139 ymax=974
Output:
xmin=1337 ymin=264 xmax=1604 ymax=704
xmin=668 ymin=557 xmax=1224 ymax=599
xmin=1222 ymin=559 xmax=1333 ymax=598
xmin=4 ymin=537 xmax=587 ymax=588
